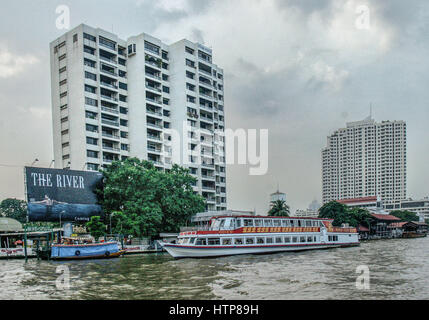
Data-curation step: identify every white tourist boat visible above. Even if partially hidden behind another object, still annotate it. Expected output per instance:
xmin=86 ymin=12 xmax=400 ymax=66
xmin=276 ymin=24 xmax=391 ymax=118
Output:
xmin=162 ymin=215 xmax=359 ymax=259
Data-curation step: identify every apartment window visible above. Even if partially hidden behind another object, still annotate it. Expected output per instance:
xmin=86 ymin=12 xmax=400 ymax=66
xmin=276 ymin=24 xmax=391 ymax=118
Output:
xmin=62 ymin=142 xmax=69 ymax=148
xmin=87 ymin=163 xmax=99 ymax=171
xmin=87 ymin=150 xmax=98 ymax=158
xmin=144 ymin=41 xmax=159 ymax=55
xmin=120 ymin=119 xmax=128 ymax=127
xmin=85 ymin=85 xmax=96 ymax=94
xmin=60 ymin=104 xmax=67 ymax=110
xmin=85 ymin=71 xmax=97 ymax=81
xmin=162 ymin=62 xmax=168 ymax=70
xmin=186 ymin=71 xmax=195 ymax=79
xmin=185 ymin=46 xmax=195 ymax=55
xmin=86 ymin=124 xmax=98 ymax=132
xmin=119 ymin=95 xmax=127 ymax=102
xmin=61 ymin=129 xmax=69 ymax=135
xmin=83 ymin=33 xmax=96 ymax=42
xmin=162 ymin=86 xmax=169 ymax=94
xmin=84 ymin=58 xmax=96 ymax=68
xmin=86 ymin=137 xmax=98 ymax=145
xmin=118 ymin=58 xmax=126 ymax=66
xmin=120 ymin=131 xmax=128 ymax=139
xmin=120 ymin=107 xmax=128 ymax=114
xmin=59 ymin=79 xmax=67 ymax=86
xmin=73 ymin=34 xmax=78 ymax=43
xmin=62 ymin=154 xmax=70 ymax=160
xmin=59 ymin=54 xmax=66 ymax=61
xmin=186 ymin=59 xmax=195 ymax=68
xmin=187 ymin=95 xmax=196 ymax=103
xmin=84 ymin=45 xmax=95 ymax=55
xmin=163 ymin=98 xmax=169 ymax=105
xmin=99 ymin=36 xmax=116 ymax=50
xmin=60 ymin=92 xmax=67 ymax=98
xmin=154 ymin=48 xmax=164 ymax=60
xmin=119 ymin=70 xmax=127 ymax=78
xmin=162 ymin=74 xmax=169 ymax=81
xmin=121 ymin=144 xmax=129 ymax=151
xmin=128 ymin=44 xmax=136 ymax=55
xmin=85 ymin=97 xmax=98 ymax=106
xmin=186 ymin=83 xmax=195 ymax=91
xmin=119 ymin=82 xmax=127 ymax=90
xmin=59 ymin=66 xmax=67 ymax=73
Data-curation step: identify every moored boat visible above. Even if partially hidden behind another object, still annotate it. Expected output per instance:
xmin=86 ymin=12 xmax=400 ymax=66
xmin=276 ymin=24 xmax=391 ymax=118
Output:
xmin=162 ymin=215 xmax=359 ymax=259
xmin=51 ymin=241 xmax=123 ymax=260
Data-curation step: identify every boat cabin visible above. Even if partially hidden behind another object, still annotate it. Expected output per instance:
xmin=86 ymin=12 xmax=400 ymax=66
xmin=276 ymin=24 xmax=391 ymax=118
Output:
xmin=208 ymin=216 xmax=329 ymax=231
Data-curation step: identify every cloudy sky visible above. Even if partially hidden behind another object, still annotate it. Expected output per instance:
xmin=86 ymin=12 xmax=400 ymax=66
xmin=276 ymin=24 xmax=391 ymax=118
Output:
xmin=1 ymin=0 xmax=429 ymax=214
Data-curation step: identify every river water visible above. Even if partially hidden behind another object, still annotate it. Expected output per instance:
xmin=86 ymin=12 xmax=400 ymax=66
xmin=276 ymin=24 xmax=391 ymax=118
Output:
xmin=0 ymin=237 xmax=428 ymax=300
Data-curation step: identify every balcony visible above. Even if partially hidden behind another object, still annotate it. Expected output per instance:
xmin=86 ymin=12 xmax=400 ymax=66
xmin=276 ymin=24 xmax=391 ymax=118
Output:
xmin=100 ymin=82 xmax=118 ymax=90
xmin=146 ymin=109 xmax=163 ymax=117
xmin=146 ymin=97 xmax=162 ymax=105
xmin=145 ymin=73 xmax=161 ymax=81
xmin=145 ymin=85 xmax=162 ymax=93
xmin=147 ymin=146 xmax=162 ymax=153
xmin=101 ymin=119 xmax=119 ymax=127
xmin=102 ymin=132 xmax=120 ymax=140
xmin=101 ymin=94 xmax=118 ymax=102
xmin=99 ymin=55 xmax=117 ymax=65
xmin=147 ymin=122 xmax=163 ymax=130
xmin=147 ymin=134 xmax=162 ymax=141
xmin=199 ymin=69 xmax=212 ymax=77
xmin=101 ymin=106 xmax=119 ymax=114
xmin=102 ymin=144 xmax=120 ymax=152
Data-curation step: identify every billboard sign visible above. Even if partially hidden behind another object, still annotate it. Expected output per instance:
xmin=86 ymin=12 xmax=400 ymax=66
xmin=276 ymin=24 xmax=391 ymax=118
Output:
xmin=25 ymin=167 xmax=103 ymax=222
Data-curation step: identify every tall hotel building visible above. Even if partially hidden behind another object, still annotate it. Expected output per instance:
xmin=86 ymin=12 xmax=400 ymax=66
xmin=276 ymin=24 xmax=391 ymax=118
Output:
xmin=50 ymin=24 xmax=227 ymax=211
xmin=322 ymin=117 xmax=407 ymax=205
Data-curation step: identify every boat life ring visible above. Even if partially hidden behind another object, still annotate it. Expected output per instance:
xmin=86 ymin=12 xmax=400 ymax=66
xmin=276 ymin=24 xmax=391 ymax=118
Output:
xmin=75 ymin=250 xmax=81 ymax=256
xmin=105 ymin=251 xmax=110 ymax=257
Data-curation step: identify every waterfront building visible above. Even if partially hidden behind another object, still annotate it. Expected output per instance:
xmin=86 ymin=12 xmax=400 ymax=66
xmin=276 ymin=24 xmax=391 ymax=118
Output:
xmin=270 ymin=190 xmax=286 ymax=203
xmin=322 ymin=116 xmax=407 ymax=205
xmin=384 ymin=198 xmax=429 ymax=221
xmin=294 ymin=209 xmax=319 ymax=218
xmin=189 ymin=210 xmax=255 ymax=230
xmin=50 ymin=24 xmax=227 ymax=211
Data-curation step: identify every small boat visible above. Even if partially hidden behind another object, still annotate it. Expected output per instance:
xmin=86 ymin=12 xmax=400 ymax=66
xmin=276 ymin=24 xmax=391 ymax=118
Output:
xmin=162 ymin=215 xmax=360 ymax=259
xmin=51 ymin=242 xmax=123 ymax=260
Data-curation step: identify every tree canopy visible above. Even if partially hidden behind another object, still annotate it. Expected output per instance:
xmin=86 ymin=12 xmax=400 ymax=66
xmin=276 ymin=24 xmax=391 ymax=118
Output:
xmin=97 ymin=158 xmax=205 ymax=237
xmin=0 ymin=198 xmax=27 ymax=224
xmin=318 ymin=201 xmax=373 ymax=227
xmin=268 ymin=199 xmax=290 ymax=217
xmin=390 ymin=210 xmax=419 ymax=222
xmin=86 ymin=216 xmax=106 ymax=240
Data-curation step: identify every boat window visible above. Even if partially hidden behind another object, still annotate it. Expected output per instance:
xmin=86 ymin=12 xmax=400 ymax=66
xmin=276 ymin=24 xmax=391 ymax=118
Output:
xmin=189 ymin=238 xmax=196 ymax=244
xmin=245 ymin=238 xmax=254 ymax=245
xmin=292 ymin=237 xmax=298 ymax=243
xmin=281 ymin=220 xmax=288 ymax=227
xmin=312 ymin=221 xmax=318 ymax=227
xmin=178 ymin=238 xmax=184 ymax=244
xmin=254 ymin=219 xmax=263 ymax=227
xmin=314 ymin=236 xmax=317 ymax=242
xmin=256 ymin=237 xmax=265 ymax=244
xmin=284 ymin=237 xmax=291 ymax=243
xmin=219 ymin=219 xmax=226 ymax=228
xmin=306 ymin=220 xmax=312 ymax=227
xmin=207 ymin=238 xmax=220 ymax=245
xmin=236 ymin=219 xmax=242 ymax=228
xmin=300 ymin=236 xmax=306 ymax=242
xmin=264 ymin=219 xmax=273 ymax=227
xmin=307 ymin=236 xmax=313 ymax=242
xmin=222 ymin=238 xmax=232 ymax=245
xmin=234 ymin=238 xmax=243 ymax=245
xmin=266 ymin=238 xmax=274 ymax=244
xmin=244 ymin=219 xmax=254 ymax=227
xmin=298 ymin=220 xmax=302 ymax=227
xmin=273 ymin=219 xmax=281 ymax=227
xmin=196 ymin=238 xmax=207 ymax=245
xmin=275 ymin=237 xmax=283 ymax=243
xmin=290 ymin=220 xmax=295 ymax=227
xmin=182 ymin=238 xmax=189 ymax=244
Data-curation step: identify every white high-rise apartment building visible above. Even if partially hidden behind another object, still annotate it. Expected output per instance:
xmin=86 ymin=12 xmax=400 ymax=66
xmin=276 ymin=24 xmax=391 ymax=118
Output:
xmin=50 ymin=24 xmax=227 ymax=211
xmin=322 ymin=117 xmax=407 ymax=205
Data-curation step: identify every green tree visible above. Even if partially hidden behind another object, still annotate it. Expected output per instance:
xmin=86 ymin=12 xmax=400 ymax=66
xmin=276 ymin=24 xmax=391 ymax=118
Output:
xmin=0 ymin=198 xmax=27 ymax=224
xmin=268 ymin=199 xmax=290 ymax=217
xmin=390 ymin=210 xmax=419 ymax=222
xmin=98 ymin=158 xmax=205 ymax=237
xmin=86 ymin=216 xmax=106 ymax=240
xmin=318 ymin=201 xmax=374 ymax=228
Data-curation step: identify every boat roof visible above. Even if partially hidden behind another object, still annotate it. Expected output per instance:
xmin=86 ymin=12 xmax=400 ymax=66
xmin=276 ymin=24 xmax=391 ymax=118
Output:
xmin=211 ymin=215 xmax=333 ymax=221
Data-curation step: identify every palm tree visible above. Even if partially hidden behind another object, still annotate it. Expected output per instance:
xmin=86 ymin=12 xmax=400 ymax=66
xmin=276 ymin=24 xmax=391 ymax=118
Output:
xmin=268 ymin=199 xmax=290 ymax=217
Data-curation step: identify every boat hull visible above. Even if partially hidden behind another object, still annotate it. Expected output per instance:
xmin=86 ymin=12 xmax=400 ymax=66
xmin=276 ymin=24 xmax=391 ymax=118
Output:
xmin=50 ymin=242 xmax=122 ymax=260
xmin=163 ymin=242 xmax=360 ymax=259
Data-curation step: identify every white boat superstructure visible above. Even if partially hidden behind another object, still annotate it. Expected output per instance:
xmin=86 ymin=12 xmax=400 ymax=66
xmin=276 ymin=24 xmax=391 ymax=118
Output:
xmin=163 ymin=215 xmax=359 ymax=259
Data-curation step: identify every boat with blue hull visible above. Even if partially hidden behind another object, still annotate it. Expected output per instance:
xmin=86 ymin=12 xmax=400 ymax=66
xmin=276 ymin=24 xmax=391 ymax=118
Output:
xmin=51 ymin=242 xmax=123 ymax=260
